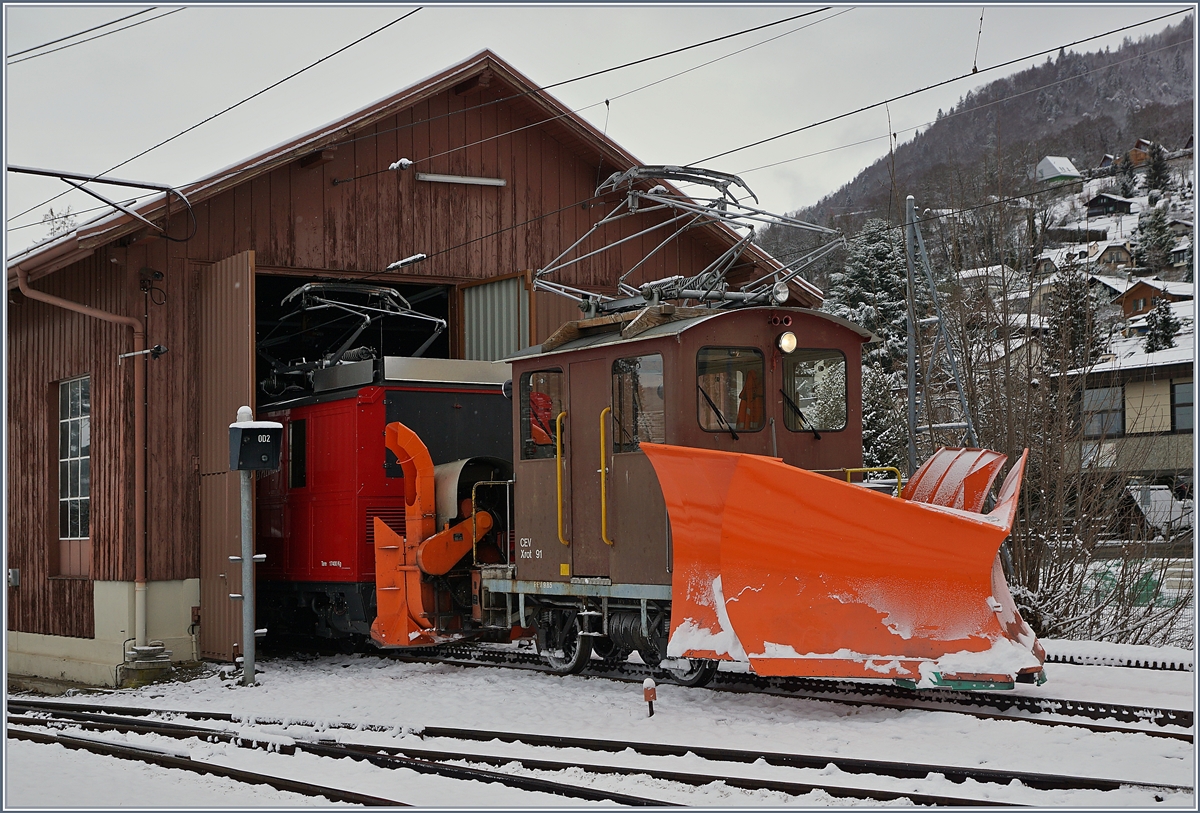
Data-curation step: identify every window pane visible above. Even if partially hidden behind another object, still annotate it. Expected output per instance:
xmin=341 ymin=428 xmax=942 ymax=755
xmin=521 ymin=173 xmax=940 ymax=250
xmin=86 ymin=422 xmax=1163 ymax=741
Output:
xmin=1082 ymin=387 xmax=1121 ymax=412
xmin=60 ymin=461 xmax=69 ymax=499
xmin=289 ymin=420 xmax=307 ymax=488
xmin=80 ymin=458 xmax=90 ymax=498
xmin=697 ymin=347 xmax=765 ymax=433
xmin=80 ymin=416 xmax=90 ymax=456
xmin=69 ymin=500 xmax=80 ymax=539
xmin=80 ymin=377 xmax=90 ymax=415
xmin=59 ymin=382 xmax=69 ymax=422
xmin=79 ymin=500 xmax=90 ymax=540
xmin=783 ymin=349 xmax=847 ymax=432
xmin=612 ymin=355 xmax=665 ymax=452
xmin=59 ymin=421 xmax=69 ymax=461
xmin=60 ymin=500 xmax=69 ymax=540
xmin=521 ymin=370 xmax=565 ymax=459
xmin=70 ymin=379 xmax=81 ymax=419
xmin=69 ymin=460 xmax=80 ymax=498
xmin=68 ymin=420 xmax=80 ymax=458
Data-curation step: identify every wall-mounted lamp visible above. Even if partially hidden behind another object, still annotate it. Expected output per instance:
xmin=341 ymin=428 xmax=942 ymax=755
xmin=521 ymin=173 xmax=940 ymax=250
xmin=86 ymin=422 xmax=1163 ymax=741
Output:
xmin=386 ymin=253 xmax=427 ymax=272
xmin=416 ymin=172 xmax=506 ymax=187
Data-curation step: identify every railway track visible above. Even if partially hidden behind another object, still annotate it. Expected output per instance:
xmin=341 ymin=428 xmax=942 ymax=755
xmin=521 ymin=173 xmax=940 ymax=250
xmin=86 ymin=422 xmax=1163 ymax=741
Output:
xmin=370 ymin=643 xmax=1196 ymax=741
xmin=6 ymin=725 xmax=404 ymax=806
xmin=11 ymin=699 xmax=1191 ymax=806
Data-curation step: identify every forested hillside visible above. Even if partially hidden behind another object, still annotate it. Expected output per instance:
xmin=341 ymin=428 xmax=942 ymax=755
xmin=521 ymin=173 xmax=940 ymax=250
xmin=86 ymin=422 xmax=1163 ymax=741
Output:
xmin=761 ymin=17 xmax=1193 ymax=283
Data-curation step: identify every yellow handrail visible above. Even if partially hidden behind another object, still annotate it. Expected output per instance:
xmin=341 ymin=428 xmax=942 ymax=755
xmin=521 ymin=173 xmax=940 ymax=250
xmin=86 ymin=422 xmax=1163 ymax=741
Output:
xmin=599 ymin=407 xmax=614 ymax=546
xmin=556 ymin=411 xmax=569 ymax=546
xmin=842 ymin=466 xmax=905 ymax=498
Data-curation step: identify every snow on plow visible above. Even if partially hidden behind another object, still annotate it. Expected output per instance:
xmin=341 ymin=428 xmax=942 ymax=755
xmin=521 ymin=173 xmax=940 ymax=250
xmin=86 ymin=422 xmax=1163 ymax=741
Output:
xmin=641 ymin=444 xmax=1046 ymax=689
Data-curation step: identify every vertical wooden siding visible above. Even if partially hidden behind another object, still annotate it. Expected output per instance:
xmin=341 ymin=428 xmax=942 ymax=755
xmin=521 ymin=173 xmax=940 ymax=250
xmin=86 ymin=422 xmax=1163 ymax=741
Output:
xmin=186 ymin=82 xmax=729 ymax=294
xmin=197 ymin=251 xmax=256 ymax=661
xmin=6 ymin=253 xmax=138 ymax=637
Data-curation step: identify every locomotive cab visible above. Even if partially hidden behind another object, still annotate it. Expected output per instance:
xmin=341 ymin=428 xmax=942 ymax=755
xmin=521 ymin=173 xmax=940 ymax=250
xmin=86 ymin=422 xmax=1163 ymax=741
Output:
xmin=478 ymin=305 xmax=873 ymax=677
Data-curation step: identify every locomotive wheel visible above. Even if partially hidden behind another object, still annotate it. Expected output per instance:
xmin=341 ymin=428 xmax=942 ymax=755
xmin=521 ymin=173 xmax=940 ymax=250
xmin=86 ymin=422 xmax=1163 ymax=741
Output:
xmin=661 ymin=658 xmax=719 ymax=687
xmin=544 ymin=617 xmax=592 ymax=675
xmin=591 ymin=637 xmax=631 ymax=666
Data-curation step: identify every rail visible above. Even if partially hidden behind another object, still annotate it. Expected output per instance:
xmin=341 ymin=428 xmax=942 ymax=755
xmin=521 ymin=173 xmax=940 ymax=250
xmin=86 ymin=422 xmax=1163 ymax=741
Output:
xmin=555 ymin=411 xmax=569 ymax=546
xmin=599 ymin=407 xmax=614 ymax=546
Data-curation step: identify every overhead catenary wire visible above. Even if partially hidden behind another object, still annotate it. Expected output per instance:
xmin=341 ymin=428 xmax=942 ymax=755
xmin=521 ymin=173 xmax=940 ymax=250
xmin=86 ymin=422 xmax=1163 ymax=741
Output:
xmin=333 ymin=7 xmax=849 ymax=185
xmin=9 ymin=6 xmax=837 ymax=233
xmin=7 ymin=7 xmax=156 ymax=57
xmin=363 ymin=10 xmax=1181 ymax=283
xmin=7 ymin=8 xmax=185 ymax=65
xmin=689 ymin=8 xmax=1190 ymax=166
xmin=735 ymin=34 xmax=1192 ymax=178
xmin=6 ymin=7 xmax=422 ymax=225
xmin=328 ymin=7 xmax=837 ymax=158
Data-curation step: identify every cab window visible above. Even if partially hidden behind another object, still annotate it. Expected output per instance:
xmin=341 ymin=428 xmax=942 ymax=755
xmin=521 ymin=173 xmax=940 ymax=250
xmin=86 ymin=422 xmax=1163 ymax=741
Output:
xmin=520 ymin=369 xmax=565 ymax=460
xmin=612 ymin=354 xmax=665 ymax=452
xmin=697 ymin=347 xmax=764 ymax=433
xmin=782 ymin=349 xmax=847 ymax=432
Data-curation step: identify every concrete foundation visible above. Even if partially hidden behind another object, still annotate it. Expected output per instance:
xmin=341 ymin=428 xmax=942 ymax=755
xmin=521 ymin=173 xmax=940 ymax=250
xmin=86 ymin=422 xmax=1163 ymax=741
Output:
xmin=6 ymin=578 xmax=201 ymax=688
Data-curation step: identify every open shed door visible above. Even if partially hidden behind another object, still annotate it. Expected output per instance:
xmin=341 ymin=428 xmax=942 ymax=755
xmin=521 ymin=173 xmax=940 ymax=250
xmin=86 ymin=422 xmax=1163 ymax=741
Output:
xmin=198 ymin=250 xmax=256 ymax=661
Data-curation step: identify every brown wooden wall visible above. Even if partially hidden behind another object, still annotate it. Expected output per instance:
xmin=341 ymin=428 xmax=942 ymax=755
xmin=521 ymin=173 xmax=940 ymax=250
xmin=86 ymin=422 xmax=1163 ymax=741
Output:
xmin=7 ymin=77 xmax=758 ymax=638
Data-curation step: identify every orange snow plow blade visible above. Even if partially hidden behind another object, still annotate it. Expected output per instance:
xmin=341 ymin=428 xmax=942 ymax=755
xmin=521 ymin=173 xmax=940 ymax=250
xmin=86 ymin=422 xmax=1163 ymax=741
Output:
xmin=641 ymin=444 xmax=1044 ymax=687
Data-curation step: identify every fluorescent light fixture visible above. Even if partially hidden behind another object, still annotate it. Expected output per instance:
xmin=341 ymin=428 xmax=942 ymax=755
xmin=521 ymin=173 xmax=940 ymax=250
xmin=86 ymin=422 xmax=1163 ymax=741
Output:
xmin=415 ymin=172 xmax=506 ymax=187
xmin=386 ymin=253 xmax=427 ymax=271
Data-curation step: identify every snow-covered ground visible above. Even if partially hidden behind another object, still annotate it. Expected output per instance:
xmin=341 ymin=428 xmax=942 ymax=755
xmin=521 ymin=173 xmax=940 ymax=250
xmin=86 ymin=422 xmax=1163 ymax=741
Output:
xmin=5 ymin=644 xmax=1195 ymax=808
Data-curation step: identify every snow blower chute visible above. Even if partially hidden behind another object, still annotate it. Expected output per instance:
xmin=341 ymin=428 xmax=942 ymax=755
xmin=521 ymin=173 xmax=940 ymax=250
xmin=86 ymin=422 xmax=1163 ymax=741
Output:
xmin=641 ymin=444 xmax=1045 ymax=689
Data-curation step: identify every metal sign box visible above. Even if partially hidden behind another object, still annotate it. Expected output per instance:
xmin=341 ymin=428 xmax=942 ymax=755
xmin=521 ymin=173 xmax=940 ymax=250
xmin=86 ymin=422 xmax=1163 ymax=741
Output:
xmin=229 ymin=421 xmax=283 ymax=471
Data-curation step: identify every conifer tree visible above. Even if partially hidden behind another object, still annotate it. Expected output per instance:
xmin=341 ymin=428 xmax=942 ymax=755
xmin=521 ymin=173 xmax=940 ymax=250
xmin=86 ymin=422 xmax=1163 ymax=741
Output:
xmin=1043 ymin=261 xmax=1102 ymax=371
xmin=860 ymin=362 xmax=907 ymax=473
xmin=1143 ymin=296 xmax=1181 ymax=352
xmin=823 ymin=219 xmax=913 ymax=371
xmin=1117 ymin=152 xmax=1138 ymax=198
xmin=1134 ymin=206 xmax=1175 ymax=273
xmin=1144 ymin=142 xmax=1172 ymax=191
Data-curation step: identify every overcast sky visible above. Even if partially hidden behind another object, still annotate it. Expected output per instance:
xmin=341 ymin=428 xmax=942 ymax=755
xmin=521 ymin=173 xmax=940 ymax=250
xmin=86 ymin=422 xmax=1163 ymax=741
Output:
xmin=3 ymin=3 xmax=1193 ymax=256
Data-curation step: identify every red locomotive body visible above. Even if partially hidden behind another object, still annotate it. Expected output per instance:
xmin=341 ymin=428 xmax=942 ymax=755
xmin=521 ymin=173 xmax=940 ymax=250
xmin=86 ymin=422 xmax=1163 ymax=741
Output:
xmin=256 ymin=357 xmax=512 ymax=640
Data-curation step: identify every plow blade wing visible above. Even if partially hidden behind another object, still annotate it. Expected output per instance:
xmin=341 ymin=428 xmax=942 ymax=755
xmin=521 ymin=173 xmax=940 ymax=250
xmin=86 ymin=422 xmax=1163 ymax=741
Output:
xmin=642 ymin=444 xmax=1043 ymax=685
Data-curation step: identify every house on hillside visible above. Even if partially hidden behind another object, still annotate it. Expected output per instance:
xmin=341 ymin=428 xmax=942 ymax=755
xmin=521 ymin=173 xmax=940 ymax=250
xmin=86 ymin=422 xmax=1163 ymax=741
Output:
xmin=5 ymin=50 xmax=818 ymax=687
xmin=1035 ymin=156 xmax=1082 ymax=184
xmin=1069 ymin=301 xmax=1192 ymax=488
xmin=957 ymin=263 xmax=1020 ymax=298
xmin=1087 ymin=193 xmax=1136 ymax=218
xmin=1033 ymin=242 xmax=1132 ymax=278
xmin=1097 ymin=154 xmax=1117 ymax=172
xmin=1114 ymin=279 xmax=1194 ymax=319
xmin=1127 ymin=138 xmax=1156 ymax=167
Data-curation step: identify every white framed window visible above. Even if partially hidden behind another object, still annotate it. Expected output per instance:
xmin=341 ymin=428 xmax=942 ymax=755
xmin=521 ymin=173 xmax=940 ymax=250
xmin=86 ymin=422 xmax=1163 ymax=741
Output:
xmin=57 ymin=375 xmax=91 ymax=577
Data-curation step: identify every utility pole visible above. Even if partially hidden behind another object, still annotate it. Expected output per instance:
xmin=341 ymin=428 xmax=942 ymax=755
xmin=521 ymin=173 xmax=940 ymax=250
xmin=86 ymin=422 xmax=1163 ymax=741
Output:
xmin=904 ymin=195 xmax=978 ymax=468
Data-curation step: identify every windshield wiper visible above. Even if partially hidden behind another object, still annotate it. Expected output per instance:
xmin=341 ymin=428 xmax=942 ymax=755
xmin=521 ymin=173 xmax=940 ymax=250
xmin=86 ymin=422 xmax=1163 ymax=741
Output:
xmin=780 ymin=389 xmax=820 ymax=440
xmin=697 ymin=384 xmax=738 ymax=440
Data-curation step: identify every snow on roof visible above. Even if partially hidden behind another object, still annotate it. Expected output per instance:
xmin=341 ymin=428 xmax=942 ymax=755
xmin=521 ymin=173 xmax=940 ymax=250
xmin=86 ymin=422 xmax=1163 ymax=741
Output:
xmin=1122 ymin=279 xmax=1195 ymax=299
xmin=1037 ymin=155 xmax=1081 ymax=181
xmin=1082 ymin=301 xmax=1195 ymax=374
xmin=959 ymin=263 xmax=1016 ymax=280
xmin=1125 ymin=484 xmax=1194 ymax=532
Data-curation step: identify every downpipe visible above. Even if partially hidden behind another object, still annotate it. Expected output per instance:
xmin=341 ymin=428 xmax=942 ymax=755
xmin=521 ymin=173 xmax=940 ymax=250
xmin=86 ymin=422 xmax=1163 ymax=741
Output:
xmin=16 ymin=262 xmax=149 ymax=648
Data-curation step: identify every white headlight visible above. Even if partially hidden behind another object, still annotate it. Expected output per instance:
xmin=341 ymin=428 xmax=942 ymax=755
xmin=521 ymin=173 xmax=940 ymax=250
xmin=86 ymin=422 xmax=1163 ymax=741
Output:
xmin=777 ymin=331 xmax=797 ymax=354
xmin=772 ymin=281 xmax=790 ymax=304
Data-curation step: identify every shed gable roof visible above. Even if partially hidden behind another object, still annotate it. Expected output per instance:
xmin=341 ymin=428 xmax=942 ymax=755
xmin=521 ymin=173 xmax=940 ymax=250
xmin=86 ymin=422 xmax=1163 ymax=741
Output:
xmin=10 ymin=49 xmax=814 ymax=301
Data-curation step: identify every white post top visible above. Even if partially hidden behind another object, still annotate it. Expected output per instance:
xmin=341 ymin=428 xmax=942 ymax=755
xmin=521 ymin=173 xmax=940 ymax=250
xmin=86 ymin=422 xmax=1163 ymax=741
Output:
xmin=237 ymin=405 xmax=253 ymax=422
xmin=643 ymin=677 xmax=656 ymax=689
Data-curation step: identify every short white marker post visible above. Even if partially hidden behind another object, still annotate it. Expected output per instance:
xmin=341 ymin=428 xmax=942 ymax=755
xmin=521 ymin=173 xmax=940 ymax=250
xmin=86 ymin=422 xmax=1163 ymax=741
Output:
xmin=643 ymin=677 xmax=657 ymax=717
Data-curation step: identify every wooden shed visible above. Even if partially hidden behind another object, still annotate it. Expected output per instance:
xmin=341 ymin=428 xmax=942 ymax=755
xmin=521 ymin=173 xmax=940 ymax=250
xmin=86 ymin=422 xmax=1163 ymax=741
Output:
xmin=6 ymin=50 xmax=816 ymax=685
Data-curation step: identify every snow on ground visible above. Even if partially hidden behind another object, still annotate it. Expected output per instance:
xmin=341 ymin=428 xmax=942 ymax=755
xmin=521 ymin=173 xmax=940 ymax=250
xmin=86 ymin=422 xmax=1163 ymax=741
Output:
xmin=5 ymin=647 xmax=1195 ymax=808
